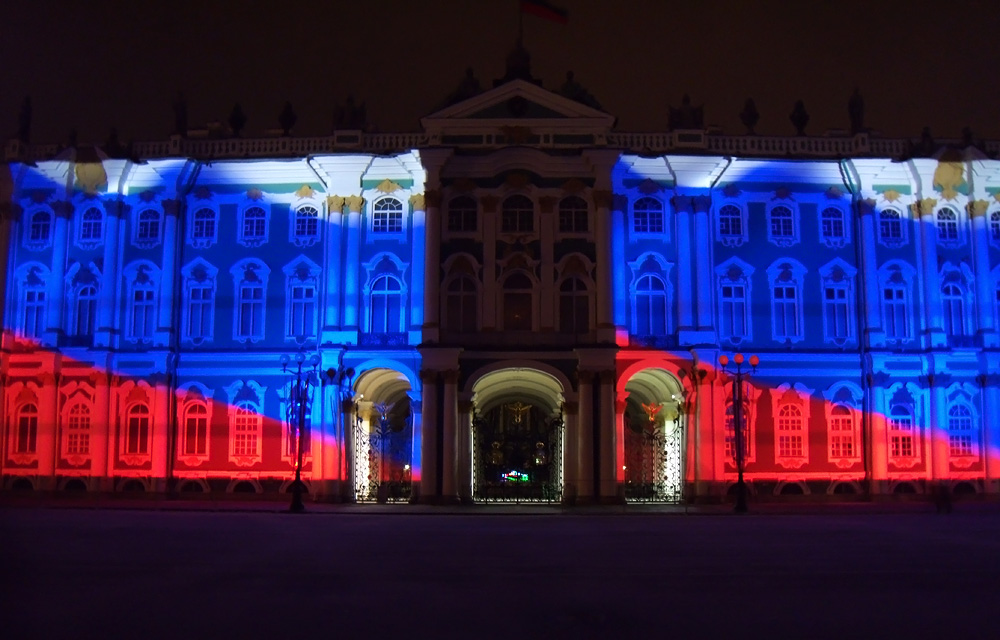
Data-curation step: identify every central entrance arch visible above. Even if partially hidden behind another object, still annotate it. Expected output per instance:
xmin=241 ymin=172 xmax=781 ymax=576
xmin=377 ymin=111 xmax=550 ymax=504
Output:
xmin=470 ymin=367 xmax=566 ymax=503
xmin=353 ymin=367 xmax=414 ymax=503
xmin=621 ymin=367 xmax=686 ymax=503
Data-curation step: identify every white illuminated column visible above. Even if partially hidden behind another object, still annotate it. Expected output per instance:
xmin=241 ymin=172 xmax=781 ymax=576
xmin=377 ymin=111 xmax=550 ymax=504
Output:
xmin=157 ymin=200 xmax=180 ymax=347
xmin=672 ymin=195 xmax=694 ymax=335
xmin=916 ymin=198 xmax=945 ymax=347
xmin=576 ymin=369 xmax=594 ymax=501
xmin=343 ymin=195 xmax=363 ymax=330
xmin=970 ymin=201 xmax=996 ymax=346
xmin=419 ymin=370 xmax=438 ymax=502
xmin=46 ymin=202 xmax=70 ymax=343
xmin=693 ymin=195 xmax=714 ymax=332
xmin=96 ymin=201 xmax=121 ymax=348
xmin=857 ymin=199 xmax=883 ymax=344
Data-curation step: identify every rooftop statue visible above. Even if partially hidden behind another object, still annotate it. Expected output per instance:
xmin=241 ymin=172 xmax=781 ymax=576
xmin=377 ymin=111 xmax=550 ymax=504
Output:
xmin=789 ymin=99 xmax=809 ymax=136
xmin=445 ymin=68 xmax=482 ymax=106
xmin=558 ymin=71 xmax=602 ymax=110
xmin=739 ymin=98 xmax=759 ymax=135
xmin=848 ymin=88 xmax=865 ymax=134
xmin=334 ymin=96 xmax=368 ymax=131
xmin=668 ymin=94 xmax=704 ymax=131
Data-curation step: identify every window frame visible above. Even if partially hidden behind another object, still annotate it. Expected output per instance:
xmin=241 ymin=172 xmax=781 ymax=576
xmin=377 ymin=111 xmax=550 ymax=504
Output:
xmin=558 ymin=195 xmax=589 ymax=235
xmin=716 ymin=203 xmax=747 ymax=247
xmin=371 ymin=197 xmax=405 ymax=237
xmin=238 ymin=204 xmax=269 ymax=248
xmin=189 ymin=206 xmax=219 ymax=248
xmin=500 ymin=195 xmax=535 ymax=235
xmin=947 ymin=403 xmax=976 ymax=458
xmin=230 ymin=260 xmax=270 ymax=344
xmin=771 ymin=383 xmax=812 ymax=468
xmin=631 ymin=196 xmax=666 ymax=237
xmin=291 ymin=204 xmax=321 ymax=247
xmin=819 ymin=206 xmax=849 ymax=248
xmin=446 ymin=195 xmax=478 ymax=234
xmin=716 ymin=258 xmax=754 ymax=344
xmin=877 ymin=207 xmax=908 ymax=248
xmin=224 ymin=381 xmax=265 ymax=466
xmin=766 ymin=203 xmax=799 ymax=247
xmin=76 ymin=206 xmax=105 ymax=250
xmin=934 ymin=205 xmax=963 ymax=248
xmin=24 ymin=207 xmax=53 ymax=250
xmin=133 ymin=208 xmax=163 ymax=249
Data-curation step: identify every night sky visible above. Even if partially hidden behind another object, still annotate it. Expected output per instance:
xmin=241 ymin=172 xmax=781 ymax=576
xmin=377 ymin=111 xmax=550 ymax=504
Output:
xmin=3 ymin=0 xmax=998 ymax=147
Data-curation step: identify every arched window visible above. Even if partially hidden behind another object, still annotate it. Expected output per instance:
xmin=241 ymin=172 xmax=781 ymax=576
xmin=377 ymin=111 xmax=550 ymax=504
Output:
xmin=372 ymin=198 xmax=403 ymax=234
xmin=447 ymin=196 xmax=477 ymax=233
xmin=769 ymin=262 xmax=805 ymax=342
xmin=947 ymin=404 xmax=974 ymax=457
xmin=80 ymin=207 xmax=103 ymax=243
xmin=22 ymin=277 xmax=46 ymax=340
xmin=501 ymin=195 xmax=534 ymax=233
xmin=232 ymin=402 xmax=260 ymax=457
xmin=14 ymin=404 xmax=38 ymax=454
xmin=502 ymin=272 xmax=533 ymax=330
xmin=718 ymin=204 xmax=744 ymax=241
xmin=878 ymin=208 xmax=905 ymax=246
xmin=559 ymin=277 xmax=590 ymax=335
xmin=124 ymin=404 xmax=150 ymax=455
xmin=231 ymin=261 xmax=269 ymax=343
xmin=820 ymin=207 xmax=846 ymax=246
xmin=776 ymin=405 xmax=804 ymax=458
xmin=73 ymin=285 xmax=98 ymax=337
xmin=191 ymin=208 xmax=217 ymax=246
xmin=880 ymin=264 xmax=912 ymax=341
xmin=370 ymin=275 xmax=403 ymax=333
xmin=446 ymin=276 xmax=478 ymax=332
xmin=28 ymin=210 xmax=51 ymax=245
xmin=186 ymin=280 xmax=214 ymax=342
xmin=136 ymin=209 xmax=161 ymax=245
xmin=828 ymin=404 xmax=855 ymax=458
xmin=936 ymin=207 xmax=959 ymax=245
xmin=941 ymin=282 xmax=965 ymax=337
xmin=633 ymin=274 xmax=667 ymax=336
xmin=991 ymin=211 xmax=1000 ymax=243
xmin=558 ymin=196 xmax=588 ymax=233
xmin=633 ymin=197 xmax=663 ymax=234
xmin=720 ymin=281 xmax=748 ymax=341
xmin=182 ymin=402 xmax=209 ymax=457
xmin=888 ymin=405 xmax=914 ymax=458
xmin=768 ymin=205 xmax=796 ymax=245
xmin=65 ymin=403 xmax=91 ymax=456
xmin=241 ymin=206 xmax=268 ymax=244
xmin=293 ymin=205 xmax=319 ymax=242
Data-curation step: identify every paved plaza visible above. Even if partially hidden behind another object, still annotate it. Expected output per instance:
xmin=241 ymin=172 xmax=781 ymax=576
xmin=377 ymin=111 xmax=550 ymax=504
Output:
xmin=3 ymin=504 xmax=999 ymax=639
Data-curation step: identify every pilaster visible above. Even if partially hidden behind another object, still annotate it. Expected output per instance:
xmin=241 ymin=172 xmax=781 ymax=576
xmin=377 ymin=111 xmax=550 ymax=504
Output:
xmin=915 ymin=199 xmax=945 ymax=348
xmin=418 ymin=369 xmax=439 ymax=502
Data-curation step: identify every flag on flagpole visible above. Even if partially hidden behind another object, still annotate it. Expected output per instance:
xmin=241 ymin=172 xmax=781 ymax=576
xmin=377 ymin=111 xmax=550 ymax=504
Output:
xmin=520 ymin=0 xmax=568 ymax=24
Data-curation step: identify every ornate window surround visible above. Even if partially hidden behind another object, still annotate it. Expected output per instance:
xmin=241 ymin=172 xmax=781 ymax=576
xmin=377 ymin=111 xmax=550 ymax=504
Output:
xmin=123 ymin=260 xmax=161 ymax=344
xmin=939 ymin=261 xmax=975 ymax=340
xmin=628 ymin=251 xmax=673 ymax=338
xmin=818 ymin=205 xmax=850 ymax=248
xmin=177 ymin=383 xmax=214 ymax=466
xmin=716 ymin=256 xmax=755 ymax=345
xmin=818 ymin=258 xmax=857 ymax=346
xmin=132 ymin=206 xmax=163 ymax=250
xmin=943 ymin=382 xmax=980 ymax=465
xmin=225 ymin=380 xmax=267 ymax=467
xmin=771 ymin=382 xmax=814 ymax=469
xmin=363 ymin=252 xmax=409 ymax=335
xmin=558 ymin=195 xmax=590 ymax=236
xmin=230 ymin=258 xmax=271 ymax=344
xmin=60 ymin=382 xmax=94 ymax=464
xmin=181 ymin=257 xmax=218 ymax=344
xmin=877 ymin=205 xmax=909 ymax=249
xmin=75 ymin=201 xmax=106 ymax=250
xmin=934 ymin=204 xmax=965 ymax=248
xmin=283 ymin=255 xmax=322 ymax=344
xmin=822 ymin=382 xmax=864 ymax=467
xmin=24 ymin=205 xmax=54 ymax=250
xmin=877 ymin=260 xmax=917 ymax=344
xmin=766 ymin=258 xmax=808 ymax=344
xmin=238 ymin=195 xmax=271 ymax=248
xmin=631 ymin=195 xmax=667 ymax=239
xmin=883 ymin=382 xmax=923 ymax=468
xmin=716 ymin=202 xmax=748 ymax=247
xmin=188 ymin=203 xmax=220 ymax=249
xmin=445 ymin=194 xmax=479 ymax=236
xmin=369 ymin=195 xmax=407 ymax=241
xmin=290 ymin=193 xmax=322 ymax=247
xmin=766 ymin=200 xmax=799 ymax=248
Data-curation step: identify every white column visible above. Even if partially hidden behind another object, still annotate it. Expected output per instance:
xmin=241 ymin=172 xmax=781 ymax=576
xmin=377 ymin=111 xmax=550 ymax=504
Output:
xmin=928 ymin=376 xmax=949 ymax=485
xmin=45 ymin=202 xmax=71 ymax=343
xmin=693 ymin=196 xmax=714 ymax=331
xmin=96 ymin=202 xmax=122 ymax=348
xmin=322 ymin=198 xmax=343 ymax=334
xmin=409 ymin=195 xmax=426 ymax=331
xmin=868 ymin=373 xmax=889 ymax=494
xmin=408 ymin=393 xmax=422 ymax=503
xmin=562 ymin=401 xmax=578 ymax=503
xmin=319 ymin=383 xmax=338 ymax=499
xmin=981 ymin=375 xmax=998 ymax=493
xmin=343 ymin=196 xmax=363 ymax=330
xmin=858 ymin=200 xmax=883 ymax=346
xmin=916 ymin=199 xmax=945 ymax=347
xmin=151 ymin=375 xmax=169 ymax=492
xmin=423 ymin=191 xmax=441 ymax=341
xmin=598 ymin=370 xmax=619 ymax=502
xmin=672 ymin=196 xmax=694 ymax=334
xmin=456 ymin=399 xmax=474 ymax=502
xmin=419 ymin=370 xmax=438 ymax=502
xmin=341 ymin=397 xmax=356 ymax=502
xmin=90 ymin=372 xmax=110 ymax=491
xmin=576 ymin=370 xmax=594 ymax=502
xmin=156 ymin=200 xmax=180 ymax=347
xmin=37 ymin=373 xmax=58 ymax=490
xmin=970 ymin=201 xmax=996 ymax=346
xmin=106 ymin=377 xmax=119 ymax=486
xmin=441 ymin=370 xmax=458 ymax=501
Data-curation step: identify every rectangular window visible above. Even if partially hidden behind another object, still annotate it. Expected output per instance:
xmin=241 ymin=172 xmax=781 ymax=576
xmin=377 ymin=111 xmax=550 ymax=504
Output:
xmin=889 ymin=416 xmax=914 ymax=457
xmin=16 ymin=414 xmax=38 ymax=454
xmin=721 ymin=285 xmax=748 ymax=340
xmin=238 ymin=284 xmax=264 ymax=338
xmin=773 ymin=285 xmax=799 ymax=339
xmin=502 ymin=211 xmax=534 ymax=233
xmin=829 ymin=416 xmax=854 ymax=458
xmin=125 ymin=414 xmax=149 ymax=455
xmin=290 ymin=285 xmax=316 ymax=338
xmin=373 ymin=211 xmax=403 ymax=233
xmin=184 ymin=413 xmax=208 ymax=456
xmin=448 ymin=209 xmax=477 ymax=233
xmin=24 ymin=289 xmax=45 ymax=339
xmin=634 ymin=210 xmax=664 ymax=234
xmin=778 ymin=435 xmax=803 ymax=457
xmin=558 ymin=209 xmax=588 ymax=233
xmin=821 ymin=216 xmax=844 ymax=240
xmin=883 ymin=287 xmax=908 ymax=339
xmin=131 ymin=289 xmax=154 ymax=340
xmin=824 ymin=286 xmax=850 ymax=340
xmin=186 ymin=285 xmax=213 ymax=340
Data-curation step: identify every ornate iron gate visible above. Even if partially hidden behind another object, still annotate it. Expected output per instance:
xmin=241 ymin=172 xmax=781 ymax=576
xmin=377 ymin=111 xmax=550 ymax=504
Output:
xmin=355 ymin=402 xmax=413 ymax=503
xmin=624 ymin=407 xmax=684 ymax=503
xmin=473 ymin=402 xmax=563 ymax=503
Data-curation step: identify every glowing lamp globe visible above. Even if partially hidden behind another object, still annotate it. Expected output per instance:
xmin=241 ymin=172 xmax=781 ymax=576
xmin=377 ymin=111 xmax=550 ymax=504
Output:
xmin=718 ymin=355 xmax=729 ymax=366
xmin=734 ymin=353 xmax=744 ymax=364
xmin=749 ymin=355 xmax=759 ymax=367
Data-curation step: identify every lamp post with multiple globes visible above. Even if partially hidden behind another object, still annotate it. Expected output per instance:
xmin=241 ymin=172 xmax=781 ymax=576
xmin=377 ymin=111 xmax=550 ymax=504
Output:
xmin=281 ymin=352 xmax=319 ymax=513
xmin=718 ymin=352 xmax=759 ymax=513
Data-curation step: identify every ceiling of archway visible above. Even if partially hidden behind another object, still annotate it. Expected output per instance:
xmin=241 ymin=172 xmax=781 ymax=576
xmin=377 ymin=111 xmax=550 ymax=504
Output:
xmin=472 ymin=368 xmax=564 ymax=417
xmin=355 ymin=368 xmax=411 ymax=405
xmin=624 ymin=368 xmax=683 ymax=408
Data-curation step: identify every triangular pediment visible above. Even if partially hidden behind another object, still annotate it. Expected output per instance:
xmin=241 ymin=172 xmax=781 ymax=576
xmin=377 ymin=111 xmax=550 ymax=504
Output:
xmin=422 ymin=79 xmax=615 ymax=139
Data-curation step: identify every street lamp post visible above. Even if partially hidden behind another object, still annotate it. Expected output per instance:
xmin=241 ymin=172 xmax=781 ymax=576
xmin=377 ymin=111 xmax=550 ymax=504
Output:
xmin=281 ymin=352 xmax=319 ymax=513
xmin=718 ymin=353 xmax=759 ymax=514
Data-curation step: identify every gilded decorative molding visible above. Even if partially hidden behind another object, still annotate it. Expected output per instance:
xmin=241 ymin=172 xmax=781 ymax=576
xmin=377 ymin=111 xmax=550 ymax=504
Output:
xmin=881 ymin=189 xmax=902 ymax=203
xmin=538 ymin=196 xmax=557 ymax=213
xmin=162 ymin=199 xmax=182 ymax=217
xmin=933 ymin=161 xmax=964 ymax=201
xmin=326 ymin=195 xmax=344 ymax=213
xmin=409 ymin=193 xmax=425 ymax=211
xmin=295 ymin=184 xmax=317 ymax=199
xmin=374 ymin=178 xmax=402 ymax=194
xmin=138 ymin=190 xmax=157 ymax=203
xmin=859 ymin=198 xmax=877 ymax=216
xmin=344 ymin=195 xmax=364 ymax=213
xmin=774 ymin=187 xmax=792 ymax=200
xmin=75 ymin=162 xmax=107 ymax=195
xmin=562 ymin=178 xmax=586 ymax=194
xmin=480 ymin=195 xmax=499 ymax=212
xmin=591 ymin=189 xmax=613 ymax=209
xmin=246 ymin=188 xmax=264 ymax=201
xmin=969 ymin=199 xmax=989 ymax=218
xmin=918 ymin=197 xmax=937 ymax=216
xmin=419 ymin=369 xmax=439 ymax=383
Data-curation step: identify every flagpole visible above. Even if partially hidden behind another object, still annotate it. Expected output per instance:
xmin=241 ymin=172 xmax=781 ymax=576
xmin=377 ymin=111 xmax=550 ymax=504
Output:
xmin=517 ymin=0 xmax=524 ymax=46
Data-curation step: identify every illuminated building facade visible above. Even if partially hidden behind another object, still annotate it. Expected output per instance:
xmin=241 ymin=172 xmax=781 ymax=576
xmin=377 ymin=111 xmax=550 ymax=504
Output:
xmin=3 ymin=70 xmax=1000 ymax=504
